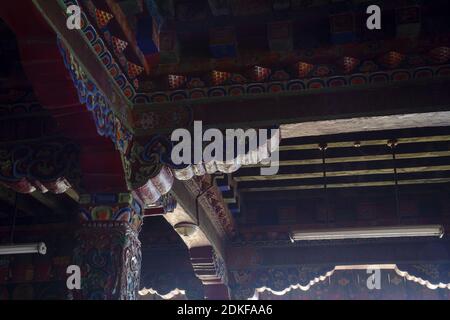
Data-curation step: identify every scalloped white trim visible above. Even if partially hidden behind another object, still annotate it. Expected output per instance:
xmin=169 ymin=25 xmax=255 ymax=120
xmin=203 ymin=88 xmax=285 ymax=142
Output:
xmin=138 ymin=288 xmax=186 ymax=300
xmin=249 ymin=264 xmax=450 ymax=299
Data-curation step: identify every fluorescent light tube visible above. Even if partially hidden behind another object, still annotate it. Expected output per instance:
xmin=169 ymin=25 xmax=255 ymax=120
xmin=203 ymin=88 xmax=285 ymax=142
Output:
xmin=290 ymin=225 xmax=444 ymax=241
xmin=0 ymin=242 xmax=47 ymax=255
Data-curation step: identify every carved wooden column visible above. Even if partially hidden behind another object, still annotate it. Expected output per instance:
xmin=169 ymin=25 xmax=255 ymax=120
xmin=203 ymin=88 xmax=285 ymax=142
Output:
xmin=72 ymin=193 xmax=143 ymax=300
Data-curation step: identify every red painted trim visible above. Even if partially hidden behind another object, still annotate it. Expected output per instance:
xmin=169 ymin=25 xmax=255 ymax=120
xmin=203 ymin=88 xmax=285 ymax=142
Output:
xmin=0 ymin=2 xmax=127 ymax=192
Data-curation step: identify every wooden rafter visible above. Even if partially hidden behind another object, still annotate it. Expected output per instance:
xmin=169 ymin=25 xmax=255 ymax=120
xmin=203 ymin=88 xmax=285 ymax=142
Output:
xmin=239 ymin=177 xmax=450 ymax=192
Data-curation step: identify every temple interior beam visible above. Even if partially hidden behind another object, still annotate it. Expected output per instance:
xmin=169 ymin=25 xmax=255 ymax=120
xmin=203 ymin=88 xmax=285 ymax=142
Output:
xmin=180 ymin=78 xmax=450 ymax=129
xmin=281 ymin=112 xmax=450 ymax=139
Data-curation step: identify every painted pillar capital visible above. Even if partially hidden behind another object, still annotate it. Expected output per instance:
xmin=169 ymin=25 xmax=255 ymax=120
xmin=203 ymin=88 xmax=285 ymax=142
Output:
xmin=78 ymin=192 xmax=144 ymax=232
xmin=73 ymin=192 xmax=143 ymax=300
